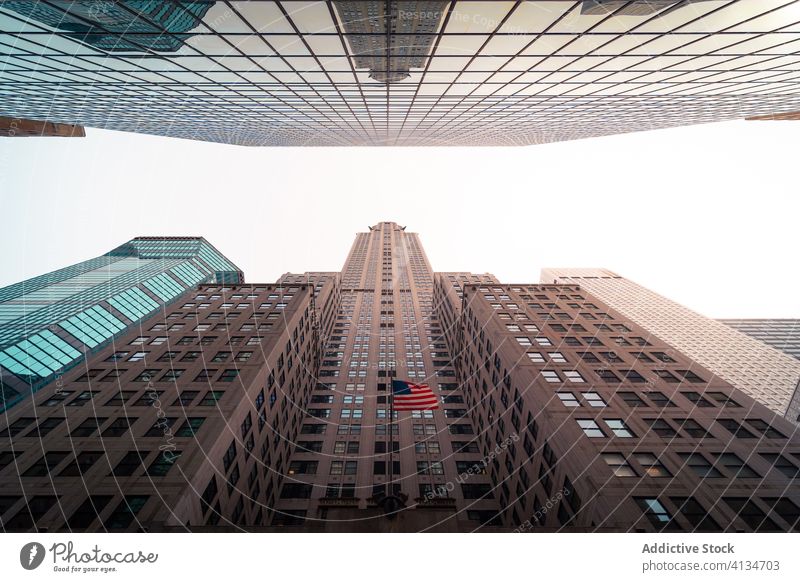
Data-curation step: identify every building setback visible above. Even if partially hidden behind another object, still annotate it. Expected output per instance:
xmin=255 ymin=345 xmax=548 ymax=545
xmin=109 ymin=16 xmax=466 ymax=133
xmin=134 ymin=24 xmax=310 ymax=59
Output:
xmin=0 ymin=237 xmax=243 ymax=411
xmin=0 ymin=224 xmax=799 ymax=532
xmin=542 ymin=269 xmax=800 ymax=424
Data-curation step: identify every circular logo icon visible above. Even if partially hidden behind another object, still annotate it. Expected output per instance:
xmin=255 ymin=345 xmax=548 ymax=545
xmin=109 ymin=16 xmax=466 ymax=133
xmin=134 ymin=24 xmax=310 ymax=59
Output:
xmin=20 ymin=542 xmax=46 ymax=570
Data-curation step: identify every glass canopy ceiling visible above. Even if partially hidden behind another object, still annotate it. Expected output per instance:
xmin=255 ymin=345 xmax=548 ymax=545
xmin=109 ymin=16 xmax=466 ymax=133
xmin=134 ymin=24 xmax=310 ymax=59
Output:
xmin=1 ymin=0 xmax=799 ymax=146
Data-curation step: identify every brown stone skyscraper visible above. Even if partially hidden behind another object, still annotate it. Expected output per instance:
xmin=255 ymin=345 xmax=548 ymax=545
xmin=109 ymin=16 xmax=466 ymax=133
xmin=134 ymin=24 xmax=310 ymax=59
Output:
xmin=1 ymin=223 xmax=799 ymax=532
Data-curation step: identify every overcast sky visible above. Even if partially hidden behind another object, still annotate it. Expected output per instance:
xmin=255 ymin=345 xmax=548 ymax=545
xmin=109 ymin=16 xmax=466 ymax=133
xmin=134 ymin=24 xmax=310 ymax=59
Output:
xmin=0 ymin=120 xmax=797 ymax=319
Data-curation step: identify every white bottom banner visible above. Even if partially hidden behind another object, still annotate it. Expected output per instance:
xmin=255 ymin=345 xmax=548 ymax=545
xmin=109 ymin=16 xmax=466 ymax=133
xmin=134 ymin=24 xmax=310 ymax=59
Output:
xmin=1 ymin=533 xmax=797 ymax=581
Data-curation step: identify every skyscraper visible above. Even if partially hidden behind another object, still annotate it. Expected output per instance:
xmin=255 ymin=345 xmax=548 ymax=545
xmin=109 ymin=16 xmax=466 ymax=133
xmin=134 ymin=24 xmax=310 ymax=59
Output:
xmin=333 ymin=1 xmax=447 ymax=83
xmin=1 ymin=224 xmax=798 ymax=533
xmin=0 ymin=116 xmax=84 ymax=137
xmin=0 ymin=237 xmax=242 ymax=410
xmin=2 ymin=1 xmax=800 ymax=146
xmin=541 ymin=269 xmax=800 ymax=422
xmin=581 ymin=0 xmax=714 ymax=16
xmin=719 ymin=319 xmax=800 ymax=362
xmin=1 ymin=0 xmax=214 ymax=52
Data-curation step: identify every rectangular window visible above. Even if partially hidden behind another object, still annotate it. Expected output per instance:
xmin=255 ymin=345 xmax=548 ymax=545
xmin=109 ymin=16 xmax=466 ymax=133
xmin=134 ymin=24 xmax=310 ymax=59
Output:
xmin=646 ymin=391 xmax=675 ymax=407
xmin=564 ymin=370 xmax=585 ymax=383
xmin=577 ymin=419 xmax=605 ymax=438
xmin=542 ymin=371 xmax=560 ymax=383
xmin=633 ymin=453 xmax=671 ymax=477
xmin=105 ymin=496 xmax=149 ymax=530
xmin=219 ymin=369 xmax=239 ymax=382
xmin=670 ymin=497 xmax=721 ymax=532
xmin=679 ymin=453 xmax=722 ymax=478
xmin=602 ymin=453 xmax=636 ymax=477
xmin=717 ymin=419 xmax=755 ymax=439
xmin=619 ymin=391 xmax=647 ymax=407
xmin=677 ymin=419 xmax=710 ymax=438
xmin=683 ymin=391 xmax=714 ymax=407
xmin=557 ymin=392 xmax=580 ymax=407
xmin=102 ymin=418 xmax=135 ymax=437
xmin=714 ymin=453 xmax=759 ymax=478
xmin=761 ymin=454 xmax=799 ymax=479
xmin=71 ymin=417 xmax=106 ymax=437
xmin=723 ymin=498 xmax=780 ymax=531
xmin=582 ymin=392 xmax=607 ymax=407
xmin=635 ymin=497 xmax=678 ymax=531
xmin=646 ymin=419 xmax=678 ymax=438
xmin=147 ymin=451 xmax=182 ymax=476
xmin=605 ymin=419 xmax=635 ymax=438
xmin=746 ymin=419 xmax=785 ymax=439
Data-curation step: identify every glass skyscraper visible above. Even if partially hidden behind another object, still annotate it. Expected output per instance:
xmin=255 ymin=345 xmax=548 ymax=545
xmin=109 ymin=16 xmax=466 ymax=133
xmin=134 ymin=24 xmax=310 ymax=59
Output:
xmin=1 ymin=1 xmax=799 ymax=146
xmin=0 ymin=237 xmax=243 ymax=410
xmin=1 ymin=1 xmax=214 ymax=52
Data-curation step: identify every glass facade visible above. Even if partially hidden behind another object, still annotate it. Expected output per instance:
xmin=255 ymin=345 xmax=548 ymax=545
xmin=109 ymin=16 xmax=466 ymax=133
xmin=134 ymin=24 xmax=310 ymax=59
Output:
xmin=0 ymin=237 xmax=243 ymax=410
xmin=1 ymin=1 xmax=799 ymax=146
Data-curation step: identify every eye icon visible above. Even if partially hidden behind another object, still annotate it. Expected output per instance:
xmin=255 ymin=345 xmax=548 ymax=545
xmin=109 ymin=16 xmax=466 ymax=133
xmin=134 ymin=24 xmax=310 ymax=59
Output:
xmin=20 ymin=542 xmax=46 ymax=570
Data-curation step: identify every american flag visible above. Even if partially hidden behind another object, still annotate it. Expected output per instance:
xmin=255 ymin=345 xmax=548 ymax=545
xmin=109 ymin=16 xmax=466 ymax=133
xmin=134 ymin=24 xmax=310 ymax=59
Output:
xmin=392 ymin=380 xmax=439 ymax=411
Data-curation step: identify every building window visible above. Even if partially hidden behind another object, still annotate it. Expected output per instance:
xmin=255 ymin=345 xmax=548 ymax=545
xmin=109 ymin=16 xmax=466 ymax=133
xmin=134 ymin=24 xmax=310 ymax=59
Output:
xmin=564 ymin=370 xmax=585 ymax=383
xmin=132 ymin=370 xmax=158 ymax=382
xmin=176 ymin=418 xmax=205 ymax=437
xmin=646 ymin=391 xmax=675 ymax=407
xmin=199 ymin=391 xmax=224 ymax=406
xmin=677 ymin=419 xmax=710 ymax=438
xmin=670 ymin=497 xmax=721 ymax=532
xmin=762 ymin=498 xmax=800 ymax=531
xmin=635 ymin=497 xmax=678 ymax=531
xmin=647 ymin=418 xmax=678 ymax=438
xmin=746 ymin=419 xmax=786 ymax=439
xmin=683 ymin=391 xmax=714 ymax=407
xmin=582 ymin=392 xmax=606 ymax=407
xmin=605 ymin=419 xmax=635 ymax=438
xmin=26 ymin=417 xmax=63 ymax=437
xmin=70 ymin=417 xmax=106 ymax=437
xmin=633 ymin=453 xmax=671 ymax=477
xmin=602 ymin=453 xmax=636 ymax=477
xmin=577 ymin=419 xmax=605 ymax=438
xmin=102 ymin=418 xmax=134 ymax=437
xmin=760 ymin=454 xmax=800 ymax=479
xmin=105 ymin=496 xmax=149 ymax=530
xmin=40 ymin=391 xmax=74 ymax=407
xmin=706 ymin=392 xmax=740 ymax=407
xmin=714 ymin=453 xmax=759 ymax=478
xmin=679 ymin=453 xmax=722 ymax=478
xmin=618 ymin=391 xmax=647 ymax=407
xmin=542 ymin=371 xmax=560 ymax=383
xmin=717 ymin=419 xmax=756 ymax=439
xmin=219 ymin=369 xmax=239 ymax=382
xmin=653 ymin=369 xmax=678 ymax=382
xmin=288 ymin=461 xmax=318 ymax=475
xmin=622 ymin=370 xmax=646 ymax=383
xmin=723 ymin=498 xmax=780 ymax=532
xmin=557 ymin=392 xmax=580 ymax=407
xmin=147 ymin=451 xmax=182 ymax=476
xmin=678 ymin=370 xmax=705 ymax=383
xmin=595 ymin=369 xmax=620 ymax=383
